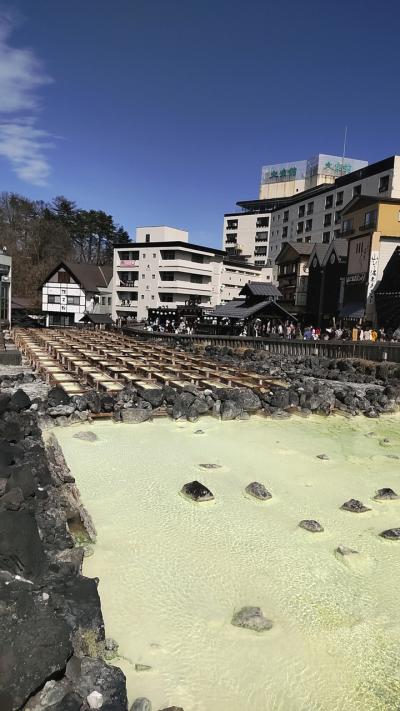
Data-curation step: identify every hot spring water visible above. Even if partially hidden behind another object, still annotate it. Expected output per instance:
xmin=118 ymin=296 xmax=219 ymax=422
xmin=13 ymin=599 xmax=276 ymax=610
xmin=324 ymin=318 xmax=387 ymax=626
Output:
xmin=55 ymin=415 xmax=400 ymax=711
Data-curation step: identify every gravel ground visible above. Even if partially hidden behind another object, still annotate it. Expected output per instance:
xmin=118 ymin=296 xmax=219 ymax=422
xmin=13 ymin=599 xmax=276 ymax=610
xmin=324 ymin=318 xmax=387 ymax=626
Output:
xmin=0 ymin=361 xmax=49 ymax=400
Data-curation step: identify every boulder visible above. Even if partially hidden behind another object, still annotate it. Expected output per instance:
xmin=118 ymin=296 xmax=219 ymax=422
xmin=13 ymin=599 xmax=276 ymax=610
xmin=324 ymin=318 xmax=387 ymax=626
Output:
xmin=187 ymin=398 xmax=210 ymax=420
xmin=9 ymin=388 xmax=31 ymax=412
xmin=316 ymin=453 xmax=330 ymax=460
xmin=67 ymin=656 xmax=128 ymax=710
xmin=180 ymin=480 xmax=214 ymax=502
xmin=47 ymin=404 xmax=76 ymax=417
xmin=0 ymin=392 xmax=11 ymax=414
xmin=0 ymin=487 xmax=24 ymax=511
xmin=373 ymin=488 xmax=399 ymax=500
xmin=130 ymin=699 xmax=152 ymax=711
xmin=139 ymin=387 xmax=164 ymax=408
xmin=87 ymin=690 xmax=104 ymax=709
xmin=220 ymin=400 xmax=242 ymax=420
xmin=135 ymin=663 xmax=152 ymax=671
xmin=0 ymin=441 xmax=23 ymax=469
xmin=0 ymin=589 xmax=73 ymax=708
xmin=340 ymin=499 xmax=371 ymax=513
xmin=47 ymin=386 xmax=71 ymax=407
xmin=231 ymin=606 xmax=273 ymax=632
xmin=199 ymin=463 xmax=221 ymax=469
xmin=299 ymin=519 xmax=324 ymax=532
xmin=245 ymin=482 xmax=272 ymax=501
xmin=380 ymin=528 xmax=400 ymax=540
xmin=0 ymin=509 xmax=47 ymax=578
xmin=73 ymin=431 xmax=98 ymax=442
xmin=226 ymin=387 xmax=261 ymax=412
xmin=5 ymin=464 xmax=35 ymax=498
xmin=120 ymin=408 xmax=152 ymax=424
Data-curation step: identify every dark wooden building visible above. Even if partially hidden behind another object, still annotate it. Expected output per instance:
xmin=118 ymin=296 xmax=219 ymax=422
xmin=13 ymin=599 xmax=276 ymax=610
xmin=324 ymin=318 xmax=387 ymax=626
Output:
xmin=375 ymin=246 xmax=400 ymax=329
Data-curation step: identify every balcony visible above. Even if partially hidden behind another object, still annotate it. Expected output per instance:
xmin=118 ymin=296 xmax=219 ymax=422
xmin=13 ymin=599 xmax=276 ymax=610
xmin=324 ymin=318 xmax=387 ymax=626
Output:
xmin=158 ymin=281 xmax=211 ymax=294
xmin=359 ymin=221 xmax=377 ymax=231
xmin=116 ymin=300 xmax=137 ymax=310
xmin=341 ymin=229 xmax=355 ymax=237
xmin=159 ymin=259 xmax=213 ymax=273
xmin=118 ymin=280 xmax=138 ymax=289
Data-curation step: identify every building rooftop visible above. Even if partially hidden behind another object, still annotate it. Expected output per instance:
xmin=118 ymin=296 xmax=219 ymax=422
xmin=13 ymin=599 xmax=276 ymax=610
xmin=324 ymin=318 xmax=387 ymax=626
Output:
xmin=42 ymin=261 xmax=113 ymax=292
xmin=239 ymin=282 xmax=282 ymax=298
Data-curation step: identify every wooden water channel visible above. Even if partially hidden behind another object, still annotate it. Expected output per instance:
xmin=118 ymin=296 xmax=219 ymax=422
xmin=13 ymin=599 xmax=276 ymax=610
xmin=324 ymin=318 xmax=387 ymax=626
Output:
xmin=13 ymin=328 xmax=280 ymax=398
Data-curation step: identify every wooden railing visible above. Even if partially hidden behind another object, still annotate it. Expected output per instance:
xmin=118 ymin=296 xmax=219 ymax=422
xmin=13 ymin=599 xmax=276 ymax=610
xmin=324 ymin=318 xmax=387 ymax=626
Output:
xmin=122 ymin=327 xmax=400 ymax=364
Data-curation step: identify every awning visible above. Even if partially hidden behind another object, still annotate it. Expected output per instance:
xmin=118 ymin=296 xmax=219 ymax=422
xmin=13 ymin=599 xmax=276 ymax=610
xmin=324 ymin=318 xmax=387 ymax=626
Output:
xmin=339 ymin=302 xmax=365 ymax=318
xmin=79 ymin=313 xmax=113 ymax=325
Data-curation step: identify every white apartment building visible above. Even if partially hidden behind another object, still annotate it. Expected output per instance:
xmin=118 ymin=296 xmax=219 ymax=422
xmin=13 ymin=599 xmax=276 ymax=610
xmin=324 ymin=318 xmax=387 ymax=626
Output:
xmin=223 ymin=153 xmax=367 ymax=276
xmin=112 ymin=226 xmax=263 ymax=322
xmin=259 ymin=153 xmax=368 ymax=200
xmin=0 ymin=250 xmax=12 ymax=326
xmin=41 ymin=261 xmax=113 ymax=327
xmin=268 ymin=155 xmax=400 ymax=271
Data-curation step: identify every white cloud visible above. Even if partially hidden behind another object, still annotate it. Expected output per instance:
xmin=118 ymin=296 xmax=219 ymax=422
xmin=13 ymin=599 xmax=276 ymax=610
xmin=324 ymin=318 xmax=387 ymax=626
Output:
xmin=0 ymin=10 xmax=53 ymax=185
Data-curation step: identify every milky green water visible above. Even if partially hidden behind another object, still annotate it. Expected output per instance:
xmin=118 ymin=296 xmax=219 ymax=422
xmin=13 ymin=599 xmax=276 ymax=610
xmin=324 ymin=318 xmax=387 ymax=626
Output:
xmin=55 ymin=415 xmax=400 ymax=711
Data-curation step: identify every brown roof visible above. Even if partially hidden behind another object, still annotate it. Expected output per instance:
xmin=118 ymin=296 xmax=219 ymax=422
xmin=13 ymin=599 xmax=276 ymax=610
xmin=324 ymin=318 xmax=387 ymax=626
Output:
xmin=42 ymin=261 xmax=112 ymax=293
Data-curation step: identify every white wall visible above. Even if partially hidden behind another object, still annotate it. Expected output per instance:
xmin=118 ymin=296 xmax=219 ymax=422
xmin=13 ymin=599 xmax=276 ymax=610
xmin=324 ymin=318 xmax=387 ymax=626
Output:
xmin=223 ymin=212 xmax=271 ymax=268
xmin=136 ymin=226 xmax=189 ymax=243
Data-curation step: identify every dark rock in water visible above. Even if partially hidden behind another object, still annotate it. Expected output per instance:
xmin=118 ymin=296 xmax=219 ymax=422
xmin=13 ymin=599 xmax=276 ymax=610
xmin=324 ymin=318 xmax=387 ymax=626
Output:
xmin=120 ymin=408 xmax=152 ymax=424
xmin=194 ymin=429 xmax=204 ymax=434
xmin=199 ymin=463 xmax=221 ymax=469
xmin=386 ymin=454 xmax=399 ymax=460
xmin=374 ymin=488 xmax=399 ymax=500
xmin=222 ymin=387 xmax=261 ymax=412
xmin=299 ymin=519 xmax=324 ymax=532
xmin=73 ymin=431 xmax=98 ymax=442
xmin=139 ymin=387 xmax=164 ymax=408
xmin=180 ymin=480 xmax=214 ymax=502
xmin=380 ymin=528 xmax=400 ymax=540
xmin=159 ymin=708 xmax=185 ymax=711
xmin=316 ymin=453 xmax=330 ymax=460
xmin=335 ymin=545 xmax=359 ymax=556
xmin=130 ymin=699 xmax=152 ymax=711
xmin=9 ymin=388 xmax=31 ymax=412
xmin=0 ymin=509 xmax=47 ymax=578
xmin=245 ymin=482 xmax=272 ymax=501
xmin=340 ymin=499 xmax=371 ymax=513
xmin=231 ymin=606 xmax=273 ymax=632
xmin=135 ymin=663 xmax=152 ymax=672
xmin=5 ymin=463 xmax=35 ymax=498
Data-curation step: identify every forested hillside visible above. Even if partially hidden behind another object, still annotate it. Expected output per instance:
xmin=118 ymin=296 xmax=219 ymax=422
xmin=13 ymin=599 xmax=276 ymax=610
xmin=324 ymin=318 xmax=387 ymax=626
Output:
xmin=0 ymin=193 xmax=131 ymax=302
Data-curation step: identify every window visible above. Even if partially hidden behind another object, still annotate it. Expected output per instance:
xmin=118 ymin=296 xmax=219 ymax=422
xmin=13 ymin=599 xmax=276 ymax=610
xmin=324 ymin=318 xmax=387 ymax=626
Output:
xmin=305 ymin=236 xmax=311 ymax=243
xmin=161 ymin=250 xmax=175 ymax=260
xmin=192 ymin=253 xmax=204 ymax=263
xmin=255 ymin=231 xmax=268 ymax=241
xmin=325 ymin=195 xmax=333 ymax=209
xmin=142 ymin=253 xmax=146 ymax=258
xmin=334 ymin=229 xmax=341 ymax=238
xmin=353 ymin=185 xmax=361 ymax=197
xmin=152 ymin=274 xmax=155 ymax=279
xmin=297 ymin=221 xmax=304 ymax=234
xmin=153 ymin=253 xmax=156 ymax=258
xmin=379 ymin=175 xmax=390 ymax=193
xmin=256 ymin=216 xmax=269 ymax=228
xmin=335 ymin=211 xmax=341 ymax=224
xmin=141 ymin=273 xmax=145 ymax=278
xmin=255 ymin=246 xmax=267 ymax=255
xmin=141 ymin=295 xmax=144 ymax=299
xmin=324 ymin=213 xmax=332 ymax=227
xmin=226 ymin=234 xmax=237 ymax=244
xmin=282 ymin=226 xmax=288 ymax=238
xmin=100 ymin=297 xmax=106 ymax=306
xmin=296 ymin=238 xmax=303 ymax=243
xmin=283 ymin=210 xmax=289 ymax=222
xmin=342 ymin=218 xmax=353 ymax=234
xmin=58 ymin=271 xmax=70 ymax=283
xmin=255 ymin=260 xmax=265 ymax=266
xmin=160 ymin=293 xmax=173 ymax=302
xmin=108 ymin=297 xmax=111 ymax=305
xmin=191 ymin=275 xmax=203 ymax=283
xmin=323 ymin=231 xmax=330 ymax=244
xmin=305 ymin=219 xmax=313 ymax=232
xmin=145 ymin=234 xmax=150 ymax=243
xmin=160 ymin=272 xmax=174 ymax=281
xmin=48 ymin=294 xmax=60 ymax=304
xmin=336 ymin=191 xmax=344 ymax=206
xmin=151 ymin=295 xmax=154 ymax=299
xmin=298 ymin=205 xmax=305 ymax=218
xmin=307 ymin=201 xmax=314 ymax=215
xmin=364 ymin=209 xmax=377 ymax=228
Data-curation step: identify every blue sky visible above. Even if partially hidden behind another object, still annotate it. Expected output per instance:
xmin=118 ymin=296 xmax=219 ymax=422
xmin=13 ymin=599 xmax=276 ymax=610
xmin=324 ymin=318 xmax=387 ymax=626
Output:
xmin=0 ymin=0 xmax=399 ymax=247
